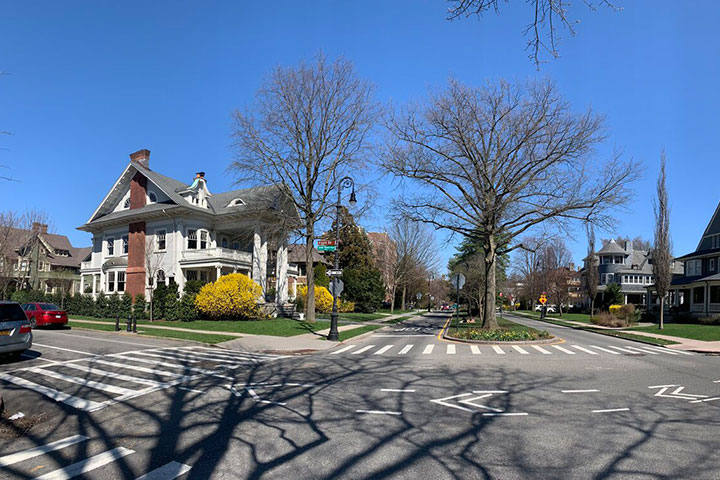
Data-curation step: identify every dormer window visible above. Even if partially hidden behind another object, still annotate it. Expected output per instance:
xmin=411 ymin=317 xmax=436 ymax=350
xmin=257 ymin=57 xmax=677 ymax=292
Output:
xmin=148 ymin=191 xmax=158 ymax=203
xmin=123 ymin=198 xmax=130 ymax=209
xmin=228 ymin=198 xmax=245 ymax=207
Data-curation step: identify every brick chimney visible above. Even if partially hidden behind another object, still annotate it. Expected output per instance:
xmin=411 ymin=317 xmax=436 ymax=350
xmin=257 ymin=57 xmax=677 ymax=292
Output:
xmin=31 ymin=222 xmax=48 ymax=234
xmin=129 ymin=149 xmax=150 ymax=170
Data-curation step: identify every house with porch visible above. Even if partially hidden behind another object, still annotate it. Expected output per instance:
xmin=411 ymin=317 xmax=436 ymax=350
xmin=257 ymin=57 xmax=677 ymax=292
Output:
xmin=664 ymin=201 xmax=720 ymax=317
xmin=77 ymin=149 xmax=299 ymax=308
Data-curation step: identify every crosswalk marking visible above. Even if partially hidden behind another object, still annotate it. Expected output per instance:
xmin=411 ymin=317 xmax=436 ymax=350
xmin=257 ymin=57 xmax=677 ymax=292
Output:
xmin=374 ymin=345 xmax=394 ymax=355
xmin=0 ymin=373 xmax=104 ymax=411
xmin=90 ymin=359 xmax=184 ymax=377
xmin=447 ymin=344 xmax=456 ymax=354
xmin=60 ymin=363 xmax=163 ymax=387
xmin=532 ymin=345 xmax=551 ymax=354
xmin=352 ymin=345 xmax=376 ymax=355
xmin=398 ymin=344 xmax=414 ymax=355
xmin=27 ymin=368 xmax=140 ymax=396
xmin=113 ymin=355 xmax=216 ymax=374
xmin=0 ymin=435 xmax=88 ymax=468
xmin=646 ymin=345 xmax=692 ymax=355
xmin=131 ymin=351 xmax=203 ymax=363
xmin=636 ymin=345 xmax=676 ymax=355
xmin=470 ymin=346 xmax=481 ymax=354
xmin=552 ymin=345 xmax=576 ymax=355
xmin=135 ymin=461 xmax=192 ymax=480
xmin=571 ymin=345 xmax=598 ymax=355
xmin=330 ymin=345 xmax=356 ymax=355
xmin=608 ymin=346 xmax=642 ymax=355
xmin=626 ymin=346 xmax=659 ymax=355
xmin=588 ymin=345 xmax=621 ymax=354
xmin=423 ymin=345 xmax=435 ymax=354
xmin=512 ymin=346 xmax=529 ymax=355
xmin=33 ymin=447 xmax=135 ymax=480
xmin=492 ymin=346 xmax=505 ymax=354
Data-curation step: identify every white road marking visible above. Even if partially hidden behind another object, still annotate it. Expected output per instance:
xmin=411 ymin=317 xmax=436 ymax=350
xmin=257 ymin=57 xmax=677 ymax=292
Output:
xmin=608 ymin=346 xmax=643 ymax=355
xmin=430 ymin=393 xmax=475 ymax=412
xmin=552 ymin=345 xmax=576 ymax=355
xmin=188 ymin=346 xmax=284 ymax=359
xmin=588 ymin=345 xmax=621 ymax=355
xmin=60 ymin=363 xmax=163 ymax=387
xmin=330 ymin=345 xmax=356 ymax=354
xmin=512 ymin=346 xmax=529 ymax=355
xmin=447 ymin=344 xmax=456 ymax=354
xmin=531 ymin=345 xmax=551 ymax=354
xmin=492 ymin=346 xmax=505 ymax=354
xmin=177 ymin=386 xmax=205 ymax=394
xmin=356 ymin=410 xmax=402 ymax=415
xmin=111 ymin=355 xmax=216 ymax=374
xmin=33 ymin=447 xmax=135 ymax=480
xmin=423 ymin=345 xmax=435 ymax=354
xmin=398 ymin=344 xmax=415 ymax=355
xmin=626 ymin=346 xmax=659 ymax=355
xmin=374 ymin=345 xmax=394 ymax=355
xmin=592 ymin=408 xmax=630 ymax=413
xmin=481 ymin=412 xmax=528 ymax=416
xmin=649 ymin=347 xmax=693 ymax=355
xmin=90 ymin=359 xmax=183 ymax=377
xmin=0 ymin=435 xmax=88 ymax=467
xmin=48 ymin=331 xmax=162 ymax=347
xmin=648 ymin=384 xmax=677 ymax=388
xmin=570 ymin=345 xmax=598 ymax=355
xmin=714 ymin=380 xmax=720 ymax=383
xmin=32 ymin=343 xmax=95 ymax=356
xmin=381 ymin=389 xmax=415 ymax=392
xmin=689 ymin=397 xmax=720 ymax=404
xmin=0 ymin=374 xmax=104 ymax=411
xmin=27 ymin=367 xmax=139 ymax=396
xmin=372 ymin=334 xmax=434 ymax=337
xmin=352 ymin=345 xmax=376 ymax=355
xmin=637 ymin=346 xmax=678 ymax=355
xmin=130 ymin=351 xmax=203 ymax=363
xmin=135 ymin=461 xmax=192 ymax=480
xmin=562 ymin=389 xmax=600 ymax=393
xmin=470 ymin=346 xmax=481 ymax=354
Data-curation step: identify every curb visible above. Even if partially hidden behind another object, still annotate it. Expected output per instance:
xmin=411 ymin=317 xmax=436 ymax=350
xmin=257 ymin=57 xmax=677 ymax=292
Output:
xmin=442 ymin=331 xmax=559 ymax=345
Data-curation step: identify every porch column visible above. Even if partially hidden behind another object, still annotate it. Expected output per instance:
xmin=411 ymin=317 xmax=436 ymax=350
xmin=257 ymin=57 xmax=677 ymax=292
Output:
xmin=216 ymin=264 xmax=222 ymax=281
xmin=80 ymin=275 xmax=85 ymax=295
xmin=92 ymin=274 xmax=98 ymax=297
xmin=252 ymin=229 xmax=267 ymax=299
xmin=275 ymin=239 xmax=288 ymax=304
xmin=706 ymin=284 xmax=710 ymax=317
xmin=624 ymin=294 xmax=628 ymax=305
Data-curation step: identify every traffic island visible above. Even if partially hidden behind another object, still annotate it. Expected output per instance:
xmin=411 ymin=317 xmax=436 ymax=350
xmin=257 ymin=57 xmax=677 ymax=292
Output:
xmin=441 ymin=315 xmax=557 ymax=344
xmin=443 ymin=330 xmax=558 ymax=345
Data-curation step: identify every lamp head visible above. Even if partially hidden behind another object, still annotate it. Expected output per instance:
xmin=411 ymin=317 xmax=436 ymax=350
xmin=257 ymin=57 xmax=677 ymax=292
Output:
xmin=349 ymin=190 xmax=357 ymax=207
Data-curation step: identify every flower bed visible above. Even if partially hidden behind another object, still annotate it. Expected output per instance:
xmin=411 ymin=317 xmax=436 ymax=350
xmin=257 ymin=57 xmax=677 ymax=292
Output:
xmin=451 ymin=328 xmax=552 ymax=342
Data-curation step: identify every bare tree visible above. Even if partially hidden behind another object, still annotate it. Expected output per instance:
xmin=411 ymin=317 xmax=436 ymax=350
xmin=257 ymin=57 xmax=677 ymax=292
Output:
xmin=230 ymin=54 xmax=378 ymax=322
xmin=0 ymin=210 xmax=20 ymax=299
xmin=584 ymin=223 xmax=599 ymax=319
xmin=513 ymin=236 xmax=545 ymax=308
xmin=387 ymin=217 xmax=438 ymax=312
xmin=542 ymin=238 xmax=573 ymax=316
xmin=653 ymin=151 xmax=671 ymax=330
xmin=382 ymin=79 xmax=639 ymax=328
xmin=446 ymin=0 xmax=621 ymax=67
xmin=145 ymin=235 xmax=166 ymax=322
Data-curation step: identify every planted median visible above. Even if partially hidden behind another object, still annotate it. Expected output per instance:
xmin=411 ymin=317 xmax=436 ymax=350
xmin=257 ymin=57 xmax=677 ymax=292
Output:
xmin=443 ymin=314 xmax=554 ymax=343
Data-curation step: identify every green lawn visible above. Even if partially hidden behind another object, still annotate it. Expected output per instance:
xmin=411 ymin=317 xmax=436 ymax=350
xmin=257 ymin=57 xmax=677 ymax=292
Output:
xmin=629 ymin=324 xmax=720 ymax=342
xmin=336 ymin=325 xmax=384 ymax=341
xmin=70 ymin=315 xmax=330 ymax=337
xmin=68 ymin=320 xmax=238 ymax=344
xmin=450 ymin=316 xmax=546 ymax=336
xmin=317 ymin=312 xmax=387 ymax=322
xmin=590 ymin=329 xmax=677 ymax=346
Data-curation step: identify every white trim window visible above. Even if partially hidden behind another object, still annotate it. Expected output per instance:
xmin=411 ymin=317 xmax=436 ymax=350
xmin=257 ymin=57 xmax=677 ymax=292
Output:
xmin=711 ymin=234 xmax=720 ymax=249
xmin=122 ymin=235 xmax=129 ymax=255
xmin=107 ymin=271 xmax=116 ymax=293
xmin=117 ymin=272 xmax=126 ymax=292
xmin=711 ymin=259 xmax=716 ymax=272
xmin=187 ymin=229 xmax=197 ymax=249
xmin=148 ymin=191 xmax=158 ymax=203
xmin=123 ymin=198 xmax=130 ymax=209
xmin=686 ymin=259 xmax=702 ymax=276
xmin=156 ymin=229 xmax=167 ymax=251
xmin=200 ymin=230 xmax=208 ymax=249
xmin=106 ymin=237 xmax=115 ymax=256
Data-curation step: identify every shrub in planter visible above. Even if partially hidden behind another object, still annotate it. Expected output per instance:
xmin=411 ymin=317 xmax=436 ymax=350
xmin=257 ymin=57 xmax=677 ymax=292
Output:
xmin=195 ymin=273 xmax=262 ymax=319
xmin=297 ymin=285 xmax=333 ymax=313
xmin=699 ymin=315 xmax=720 ymax=326
xmin=455 ymin=328 xmax=551 ymax=341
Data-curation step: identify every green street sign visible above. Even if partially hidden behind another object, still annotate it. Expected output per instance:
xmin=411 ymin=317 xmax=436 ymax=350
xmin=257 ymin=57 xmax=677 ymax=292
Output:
xmin=318 ymin=245 xmax=336 ymax=252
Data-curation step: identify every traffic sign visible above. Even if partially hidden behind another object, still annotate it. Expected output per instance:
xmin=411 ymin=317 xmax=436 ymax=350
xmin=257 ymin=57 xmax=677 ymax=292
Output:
xmin=318 ymin=245 xmax=336 ymax=252
xmin=327 ymin=269 xmax=343 ymax=276
xmin=539 ymin=294 xmax=547 ymax=305
xmin=318 ymin=240 xmax=336 ymax=246
xmin=329 ymin=279 xmax=344 ymax=296
xmin=416 ymin=292 xmax=422 ymax=300
xmin=450 ymin=273 xmax=466 ymax=290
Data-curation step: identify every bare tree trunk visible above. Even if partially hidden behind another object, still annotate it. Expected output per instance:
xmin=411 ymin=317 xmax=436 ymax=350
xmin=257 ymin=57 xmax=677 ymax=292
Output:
xmin=390 ymin=285 xmax=397 ymax=313
xmin=659 ymin=296 xmax=664 ymax=330
xmin=590 ymin=297 xmax=595 ymax=320
xmin=482 ymin=238 xmax=498 ymax=329
xmin=305 ymin=224 xmax=316 ymax=323
xmin=401 ymin=286 xmax=406 ymax=311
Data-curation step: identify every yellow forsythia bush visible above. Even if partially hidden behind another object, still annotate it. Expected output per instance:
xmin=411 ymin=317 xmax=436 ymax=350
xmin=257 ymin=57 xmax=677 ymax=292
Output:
xmin=338 ymin=300 xmax=355 ymax=313
xmin=195 ymin=273 xmax=262 ymax=319
xmin=609 ymin=304 xmax=623 ymax=317
xmin=297 ymin=284 xmax=334 ymax=313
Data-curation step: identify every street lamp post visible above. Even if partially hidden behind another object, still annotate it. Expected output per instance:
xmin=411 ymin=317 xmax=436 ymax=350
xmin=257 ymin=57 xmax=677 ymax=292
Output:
xmin=427 ymin=273 xmax=434 ymax=312
xmin=328 ymin=176 xmax=356 ymax=342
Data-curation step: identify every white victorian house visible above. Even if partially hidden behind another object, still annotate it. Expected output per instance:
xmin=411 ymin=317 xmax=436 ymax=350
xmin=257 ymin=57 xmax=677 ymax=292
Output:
xmin=78 ymin=149 xmax=299 ymax=309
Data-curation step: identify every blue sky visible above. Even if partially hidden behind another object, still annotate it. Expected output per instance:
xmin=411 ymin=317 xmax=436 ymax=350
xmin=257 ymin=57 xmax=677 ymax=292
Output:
xmin=1 ymin=1 xmax=718 ymax=270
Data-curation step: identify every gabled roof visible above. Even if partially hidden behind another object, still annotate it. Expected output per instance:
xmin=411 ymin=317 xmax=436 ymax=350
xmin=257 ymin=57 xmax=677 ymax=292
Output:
xmin=596 ymin=239 xmax=627 ymax=255
xmin=287 ymin=244 xmax=330 ymax=265
xmin=675 ymin=247 xmax=720 ymax=261
xmin=696 ymin=199 xmax=720 ymax=251
xmin=3 ymin=227 xmax=89 ymax=268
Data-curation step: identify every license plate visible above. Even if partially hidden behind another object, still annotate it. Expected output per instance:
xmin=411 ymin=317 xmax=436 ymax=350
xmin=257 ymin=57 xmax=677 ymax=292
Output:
xmin=56 ymin=315 xmax=62 ymax=318
xmin=0 ymin=330 xmax=10 ymax=336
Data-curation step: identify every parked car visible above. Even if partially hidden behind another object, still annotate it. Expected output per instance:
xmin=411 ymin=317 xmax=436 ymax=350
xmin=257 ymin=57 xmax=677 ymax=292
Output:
xmin=534 ymin=304 xmax=557 ymax=313
xmin=440 ymin=304 xmax=451 ymax=311
xmin=21 ymin=302 xmax=68 ymax=328
xmin=0 ymin=301 xmax=33 ymax=360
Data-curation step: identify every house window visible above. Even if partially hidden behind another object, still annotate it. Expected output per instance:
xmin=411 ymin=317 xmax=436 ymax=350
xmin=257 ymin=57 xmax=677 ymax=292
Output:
xmin=157 ymin=270 xmax=166 ymax=284
xmin=38 ymin=261 xmax=44 ymax=272
xmin=107 ymin=271 xmax=116 ymax=293
xmin=122 ymin=235 xmax=129 ymax=255
xmin=117 ymin=272 xmax=126 ymax=292
xmin=123 ymin=198 xmax=130 ymax=209
xmin=221 ymin=237 xmax=228 ymax=248
xmin=186 ymin=270 xmax=198 ymax=281
xmin=200 ymin=271 xmax=208 ymax=282
xmin=106 ymin=237 xmax=115 ymax=256
xmin=200 ymin=231 xmax=208 ymax=249
xmin=601 ymin=256 xmax=611 ymax=264
xmin=156 ymin=229 xmax=167 ymax=251
xmin=148 ymin=191 xmax=158 ymax=203
xmin=687 ymin=260 xmax=701 ymax=276
xmin=231 ymin=242 xmax=240 ymax=250
xmin=187 ymin=229 xmax=197 ymax=249
xmin=710 ymin=286 xmax=720 ymax=304
xmin=614 ymin=256 xmax=624 ymax=264
xmin=693 ymin=286 xmax=705 ymax=304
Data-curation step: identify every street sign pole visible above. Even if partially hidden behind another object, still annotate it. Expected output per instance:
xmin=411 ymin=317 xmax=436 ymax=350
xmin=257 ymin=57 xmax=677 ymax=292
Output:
xmin=328 ymin=186 xmax=342 ymax=342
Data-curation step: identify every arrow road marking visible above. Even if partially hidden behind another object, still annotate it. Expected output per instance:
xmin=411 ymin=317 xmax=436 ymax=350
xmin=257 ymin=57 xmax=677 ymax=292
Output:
xmin=430 ymin=393 xmax=475 ymax=412
xmin=430 ymin=391 xmax=520 ymax=415
xmin=649 ymin=385 xmax=709 ymax=400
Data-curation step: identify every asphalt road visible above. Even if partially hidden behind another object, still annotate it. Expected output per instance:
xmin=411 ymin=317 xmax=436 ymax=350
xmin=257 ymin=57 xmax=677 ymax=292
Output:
xmin=1 ymin=315 xmax=719 ymax=479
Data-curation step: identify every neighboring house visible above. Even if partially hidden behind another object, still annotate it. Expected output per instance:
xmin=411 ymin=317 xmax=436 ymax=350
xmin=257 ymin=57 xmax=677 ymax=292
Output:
xmin=0 ymin=222 xmax=90 ymax=296
xmin=287 ymin=244 xmax=329 ymax=295
xmin=584 ymin=238 xmax=683 ymax=306
xmin=367 ymin=232 xmax=395 ymax=303
xmin=664 ymin=202 xmax=720 ymax=316
xmin=77 ymin=149 xmax=298 ymax=306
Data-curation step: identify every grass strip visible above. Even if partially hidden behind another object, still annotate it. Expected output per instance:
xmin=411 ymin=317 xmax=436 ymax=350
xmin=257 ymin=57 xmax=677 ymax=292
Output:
xmin=68 ymin=320 xmax=237 ymax=344
xmin=317 ymin=312 xmax=388 ymax=322
xmin=337 ymin=325 xmax=383 ymax=342
xmin=629 ymin=324 xmax=720 ymax=342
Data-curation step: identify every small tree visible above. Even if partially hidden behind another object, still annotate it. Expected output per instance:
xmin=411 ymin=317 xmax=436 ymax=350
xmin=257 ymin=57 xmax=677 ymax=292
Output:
xmin=603 ymin=282 xmax=624 ymax=309
xmin=313 ymin=264 xmax=330 ymax=288
xmin=653 ymin=151 xmax=672 ymax=330
xmin=343 ymin=266 xmax=385 ymax=313
xmin=145 ymin=235 xmax=166 ymax=321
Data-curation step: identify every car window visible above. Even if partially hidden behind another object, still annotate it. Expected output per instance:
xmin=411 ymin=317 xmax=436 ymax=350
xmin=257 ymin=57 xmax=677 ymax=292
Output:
xmin=24 ymin=304 xmax=36 ymax=311
xmin=39 ymin=304 xmax=60 ymax=310
xmin=0 ymin=304 xmax=28 ymax=322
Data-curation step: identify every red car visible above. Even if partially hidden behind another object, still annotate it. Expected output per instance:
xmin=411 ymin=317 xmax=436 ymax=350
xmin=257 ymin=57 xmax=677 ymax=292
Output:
xmin=21 ymin=302 xmax=68 ymax=328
